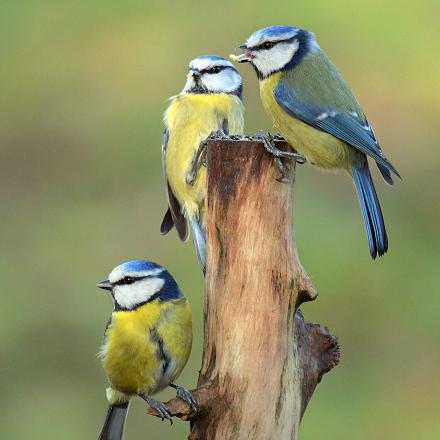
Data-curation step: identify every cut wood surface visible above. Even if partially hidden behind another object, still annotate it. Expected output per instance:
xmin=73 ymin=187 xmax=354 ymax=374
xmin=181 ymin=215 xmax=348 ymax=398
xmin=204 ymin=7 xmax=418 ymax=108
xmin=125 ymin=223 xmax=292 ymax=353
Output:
xmin=148 ymin=139 xmax=339 ymax=439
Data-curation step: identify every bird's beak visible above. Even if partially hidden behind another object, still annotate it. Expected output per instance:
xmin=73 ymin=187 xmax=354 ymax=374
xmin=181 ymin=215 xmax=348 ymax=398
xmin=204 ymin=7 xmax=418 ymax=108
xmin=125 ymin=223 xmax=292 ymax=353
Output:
xmin=97 ymin=279 xmax=112 ymax=291
xmin=188 ymin=69 xmax=201 ymax=80
xmin=229 ymin=46 xmax=254 ymax=64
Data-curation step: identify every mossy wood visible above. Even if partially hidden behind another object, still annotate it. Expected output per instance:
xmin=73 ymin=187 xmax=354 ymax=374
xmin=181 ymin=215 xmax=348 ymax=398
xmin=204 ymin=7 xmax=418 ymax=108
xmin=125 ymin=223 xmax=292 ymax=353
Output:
xmin=148 ymin=139 xmax=340 ymax=439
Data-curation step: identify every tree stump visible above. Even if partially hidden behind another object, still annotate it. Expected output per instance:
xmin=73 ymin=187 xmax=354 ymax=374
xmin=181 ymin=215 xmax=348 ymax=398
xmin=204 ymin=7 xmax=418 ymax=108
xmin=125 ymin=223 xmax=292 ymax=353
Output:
xmin=148 ymin=139 xmax=340 ymax=439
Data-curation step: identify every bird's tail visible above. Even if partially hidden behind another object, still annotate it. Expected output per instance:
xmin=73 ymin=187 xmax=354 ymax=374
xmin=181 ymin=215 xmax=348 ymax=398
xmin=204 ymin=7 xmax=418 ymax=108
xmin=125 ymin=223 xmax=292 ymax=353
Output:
xmin=190 ymin=217 xmax=206 ymax=274
xmin=352 ymin=163 xmax=388 ymax=259
xmin=98 ymin=403 xmax=129 ymax=440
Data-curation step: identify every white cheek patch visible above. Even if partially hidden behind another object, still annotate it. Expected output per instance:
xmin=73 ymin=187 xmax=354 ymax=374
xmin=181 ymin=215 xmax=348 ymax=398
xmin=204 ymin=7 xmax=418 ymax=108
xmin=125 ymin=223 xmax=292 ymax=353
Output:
xmin=200 ymin=69 xmax=242 ymax=94
xmin=253 ymin=41 xmax=299 ymax=78
xmin=113 ymin=277 xmax=165 ymax=310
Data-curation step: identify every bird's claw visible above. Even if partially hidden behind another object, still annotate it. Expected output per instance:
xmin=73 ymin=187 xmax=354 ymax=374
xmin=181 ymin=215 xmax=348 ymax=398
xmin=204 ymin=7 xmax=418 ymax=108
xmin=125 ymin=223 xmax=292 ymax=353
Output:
xmin=199 ymin=145 xmax=208 ymax=168
xmin=186 ymin=129 xmax=231 ymax=186
xmin=171 ymin=384 xmax=199 ymax=413
xmin=273 ymin=133 xmax=286 ymax=141
xmin=292 ymin=153 xmax=306 ymax=164
xmin=186 ymin=140 xmax=209 ymax=186
xmin=145 ymin=397 xmax=173 ymax=424
xmin=257 ymin=131 xmax=306 ymax=164
xmin=275 ymin=158 xmax=291 ymax=183
xmin=229 ymin=134 xmax=246 ymax=141
xmin=209 ymin=130 xmax=230 ymax=140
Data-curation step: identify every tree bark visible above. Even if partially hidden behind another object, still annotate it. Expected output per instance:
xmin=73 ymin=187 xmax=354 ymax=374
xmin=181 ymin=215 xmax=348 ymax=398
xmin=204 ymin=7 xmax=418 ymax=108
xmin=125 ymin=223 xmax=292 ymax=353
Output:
xmin=148 ymin=139 xmax=340 ymax=439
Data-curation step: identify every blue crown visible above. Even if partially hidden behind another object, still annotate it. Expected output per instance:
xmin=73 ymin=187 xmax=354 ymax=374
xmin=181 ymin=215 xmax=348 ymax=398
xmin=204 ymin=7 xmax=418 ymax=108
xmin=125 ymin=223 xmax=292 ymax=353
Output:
xmin=119 ymin=260 xmax=163 ymax=273
xmin=257 ymin=25 xmax=299 ymax=38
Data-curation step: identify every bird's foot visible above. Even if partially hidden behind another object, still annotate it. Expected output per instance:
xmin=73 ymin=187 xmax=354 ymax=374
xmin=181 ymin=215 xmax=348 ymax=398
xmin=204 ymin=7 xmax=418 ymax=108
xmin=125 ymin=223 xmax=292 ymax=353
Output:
xmin=273 ymin=133 xmax=286 ymax=141
xmin=170 ymin=384 xmax=199 ymax=413
xmin=187 ymin=129 xmax=232 ymax=186
xmin=209 ymin=129 xmax=230 ymax=140
xmin=257 ymin=131 xmax=306 ymax=163
xmin=198 ymin=143 xmax=208 ymax=168
xmin=143 ymin=396 xmax=173 ymax=424
xmin=186 ymin=140 xmax=209 ymax=186
xmin=275 ymin=158 xmax=291 ymax=183
xmin=228 ymin=134 xmax=247 ymax=141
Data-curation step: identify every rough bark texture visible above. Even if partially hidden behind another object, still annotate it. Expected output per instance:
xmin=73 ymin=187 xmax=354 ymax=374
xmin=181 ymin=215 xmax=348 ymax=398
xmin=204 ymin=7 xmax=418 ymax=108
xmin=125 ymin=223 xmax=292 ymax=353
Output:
xmin=148 ymin=139 xmax=339 ymax=439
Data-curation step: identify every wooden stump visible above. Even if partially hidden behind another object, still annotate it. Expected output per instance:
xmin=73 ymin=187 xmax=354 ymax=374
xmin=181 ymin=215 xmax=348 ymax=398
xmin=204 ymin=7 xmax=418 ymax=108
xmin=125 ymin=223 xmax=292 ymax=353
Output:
xmin=148 ymin=139 xmax=340 ymax=439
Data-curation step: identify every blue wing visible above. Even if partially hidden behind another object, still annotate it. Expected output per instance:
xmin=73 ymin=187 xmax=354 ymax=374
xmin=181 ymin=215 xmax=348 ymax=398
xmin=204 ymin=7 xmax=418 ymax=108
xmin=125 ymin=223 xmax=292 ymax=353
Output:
xmin=275 ymin=73 xmax=400 ymax=182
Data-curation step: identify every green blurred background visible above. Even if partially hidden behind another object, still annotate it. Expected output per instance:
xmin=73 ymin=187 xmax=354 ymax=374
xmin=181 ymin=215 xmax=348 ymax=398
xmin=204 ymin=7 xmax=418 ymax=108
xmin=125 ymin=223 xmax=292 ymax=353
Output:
xmin=1 ymin=0 xmax=439 ymax=438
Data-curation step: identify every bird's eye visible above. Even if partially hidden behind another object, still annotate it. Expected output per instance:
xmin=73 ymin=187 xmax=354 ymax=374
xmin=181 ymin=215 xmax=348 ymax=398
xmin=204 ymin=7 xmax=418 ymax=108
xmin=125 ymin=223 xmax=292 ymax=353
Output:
xmin=207 ymin=66 xmax=222 ymax=74
xmin=262 ymin=41 xmax=275 ymax=50
xmin=122 ymin=276 xmax=136 ymax=285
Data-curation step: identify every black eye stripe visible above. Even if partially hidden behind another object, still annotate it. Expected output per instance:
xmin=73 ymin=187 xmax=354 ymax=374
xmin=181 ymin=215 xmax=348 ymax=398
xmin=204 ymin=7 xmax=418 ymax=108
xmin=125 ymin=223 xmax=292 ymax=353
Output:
xmin=115 ymin=275 xmax=148 ymax=286
xmin=199 ymin=65 xmax=237 ymax=75
xmin=250 ymin=36 xmax=296 ymax=51
xmin=202 ymin=66 xmax=223 ymax=74
xmin=255 ymin=41 xmax=276 ymax=51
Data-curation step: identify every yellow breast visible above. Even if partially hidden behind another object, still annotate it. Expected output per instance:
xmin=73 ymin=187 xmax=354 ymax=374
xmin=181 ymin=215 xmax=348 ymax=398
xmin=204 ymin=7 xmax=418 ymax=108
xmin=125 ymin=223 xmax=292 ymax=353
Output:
xmin=259 ymin=73 xmax=353 ymax=170
xmin=101 ymin=298 xmax=192 ymax=396
xmin=164 ymin=93 xmax=244 ymax=220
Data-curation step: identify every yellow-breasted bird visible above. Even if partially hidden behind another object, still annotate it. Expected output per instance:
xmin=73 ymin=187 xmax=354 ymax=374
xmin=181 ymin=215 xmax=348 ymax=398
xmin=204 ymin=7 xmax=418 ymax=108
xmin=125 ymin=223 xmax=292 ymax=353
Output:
xmin=233 ymin=26 xmax=400 ymax=259
xmin=97 ymin=260 xmax=196 ymax=439
xmin=160 ymin=55 xmax=244 ymax=271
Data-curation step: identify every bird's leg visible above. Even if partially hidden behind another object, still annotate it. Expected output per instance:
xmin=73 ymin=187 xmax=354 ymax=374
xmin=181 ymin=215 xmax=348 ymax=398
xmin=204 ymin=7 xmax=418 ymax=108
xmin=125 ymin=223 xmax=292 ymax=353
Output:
xmin=186 ymin=139 xmax=208 ymax=186
xmin=186 ymin=130 xmax=231 ymax=186
xmin=274 ymin=158 xmax=290 ymax=183
xmin=141 ymin=395 xmax=173 ymax=424
xmin=170 ymin=383 xmax=199 ymax=413
xmin=258 ymin=131 xmax=306 ymax=162
xmin=256 ymin=131 xmax=306 ymax=182
xmin=257 ymin=132 xmax=290 ymax=182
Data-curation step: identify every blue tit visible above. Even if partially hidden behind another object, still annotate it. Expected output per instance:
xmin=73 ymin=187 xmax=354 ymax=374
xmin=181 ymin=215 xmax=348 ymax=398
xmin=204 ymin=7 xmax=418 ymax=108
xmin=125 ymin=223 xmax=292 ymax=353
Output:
xmin=232 ymin=26 xmax=400 ymax=259
xmin=96 ymin=260 xmax=196 ymax=439
xmin=160 ymin=55 xmax=244 ymax=271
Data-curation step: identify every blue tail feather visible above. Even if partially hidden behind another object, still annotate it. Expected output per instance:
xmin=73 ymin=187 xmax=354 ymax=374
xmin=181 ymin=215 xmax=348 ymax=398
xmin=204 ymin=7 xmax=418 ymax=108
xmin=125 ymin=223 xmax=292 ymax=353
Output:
xmin=352 ymin=164 xmax=388 ymax=259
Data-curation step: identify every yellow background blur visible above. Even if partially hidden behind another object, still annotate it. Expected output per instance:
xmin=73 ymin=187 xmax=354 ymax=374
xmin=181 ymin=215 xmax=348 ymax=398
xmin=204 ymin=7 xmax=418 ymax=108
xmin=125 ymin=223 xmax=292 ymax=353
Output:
xmin=1 ymin=1 xmax=439 ymax=439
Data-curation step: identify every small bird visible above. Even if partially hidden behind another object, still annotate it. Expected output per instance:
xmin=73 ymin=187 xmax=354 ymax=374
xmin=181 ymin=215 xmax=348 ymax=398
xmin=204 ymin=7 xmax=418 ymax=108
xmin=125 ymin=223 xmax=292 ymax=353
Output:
xmin=161 ymin=55 xmax=244 ymax=271
xmin=232 ymin=26 xmax=400 ymax=258
xmin=96 ymin=260 xmax=196 ymax=439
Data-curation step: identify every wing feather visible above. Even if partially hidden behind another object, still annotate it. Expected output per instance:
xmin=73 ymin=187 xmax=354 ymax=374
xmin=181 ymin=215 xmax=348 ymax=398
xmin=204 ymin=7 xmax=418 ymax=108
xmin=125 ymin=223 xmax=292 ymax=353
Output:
xmin=274 ymin=55 xmax=400 ymax=179
xmin=161 ymin=129 xmax=188 ymax=241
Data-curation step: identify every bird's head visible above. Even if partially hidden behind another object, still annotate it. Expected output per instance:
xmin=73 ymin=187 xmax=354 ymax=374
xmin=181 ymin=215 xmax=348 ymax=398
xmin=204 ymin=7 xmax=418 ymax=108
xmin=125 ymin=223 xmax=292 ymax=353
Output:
xmin=97 ymin=260 xmax=181 ymax=311
xmin=183 ymin=55 xmax=242 ymax=97
xmin=231 ymin=26 xmax=316 ymax=79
